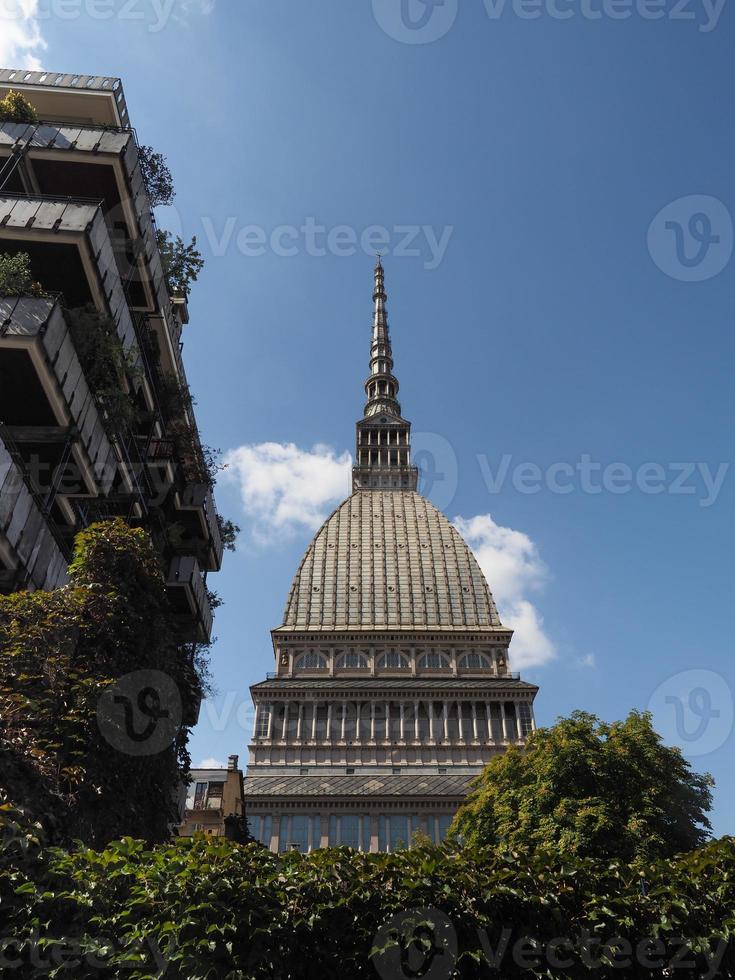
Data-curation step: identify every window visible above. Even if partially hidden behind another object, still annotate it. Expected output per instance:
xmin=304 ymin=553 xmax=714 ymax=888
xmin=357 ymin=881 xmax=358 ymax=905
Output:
xmin=255 ymin=703 xmax=272 ymax=739
xmin=205 ymin=782 xmax=224 ymax=810
xmin=379 ymin=815 xmax=411 ymax=852
xmin=249 ymin=815 xmax=273 ymax=847
xmin=295 ymin=651 xmax=328 ymax=670
xmin=418 ymin=652 xmax=450 ymax=670
xmin=279 ymin=814 xmax=316 ymax=853
xmin=376 ymin=651 xmax=409 ymax=670
xmin=300 ymin=767 xmax=309 ymax=775
xmin=346 ymin=767 xmax=355 ymax=775
xmin=518 ymin=702 xmax=534 ymax=737
xmin=192 ymin=782 xmax=207 ymax=810
xmin=392 ymin=767 xmax=401 ymax=775
xmin=329 ymin=814 xmax=370 ymax=850
xmin=458 ymin=652 xmax=491 ymax=670
xmin=337 ymin=651 xmax=369 ymax=670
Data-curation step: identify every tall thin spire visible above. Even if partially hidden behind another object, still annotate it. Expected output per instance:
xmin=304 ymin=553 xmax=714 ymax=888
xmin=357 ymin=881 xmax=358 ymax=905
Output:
xmin=352 ymin=259 xmax=418 ymax=492
xmin=364 ymin=256 xmax=401 ymax=418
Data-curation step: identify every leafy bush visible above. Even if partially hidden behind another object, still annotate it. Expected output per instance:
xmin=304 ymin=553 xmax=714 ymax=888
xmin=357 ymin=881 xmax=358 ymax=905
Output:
xmin=452 ymin=710 xmax=714 ymax=863
xmin=0 ymin=252 xmax=46 ymax=298
xmin=156 ymin=229 xmax=204 ymax=298
xmin=1 ymin=830 xmax=733 ymax=978
xmin=65 ymin=304 xmax=141 ymax=431
xmin=0 ymin=520 xmax=203 ymax=848
xmin=138 ymin=144 xmax=175 ymax=208
xmin=0 ymin=90 xmax=38 ymax=124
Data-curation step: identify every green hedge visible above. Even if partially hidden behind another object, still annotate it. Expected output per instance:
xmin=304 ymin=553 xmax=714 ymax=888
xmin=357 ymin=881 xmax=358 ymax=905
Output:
xmin=2 ymin=808 xmax=733 ymax=979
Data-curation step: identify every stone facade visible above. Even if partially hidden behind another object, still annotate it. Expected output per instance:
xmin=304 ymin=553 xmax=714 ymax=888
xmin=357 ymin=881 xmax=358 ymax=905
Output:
xmin=242 ymin=260 xmax=539 ymax=852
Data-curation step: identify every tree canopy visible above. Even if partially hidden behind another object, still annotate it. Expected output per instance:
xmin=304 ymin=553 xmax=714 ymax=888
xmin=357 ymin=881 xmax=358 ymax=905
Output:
xmin=451 ymin=710 xmax=713 ymax=862
xmin=0 ymin=520 xmax=202 ymax=847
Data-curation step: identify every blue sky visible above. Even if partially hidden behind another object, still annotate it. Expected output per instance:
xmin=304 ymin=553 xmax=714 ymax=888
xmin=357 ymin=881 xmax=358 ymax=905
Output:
xmin=6 ymin=0 xmax=733 ymax=835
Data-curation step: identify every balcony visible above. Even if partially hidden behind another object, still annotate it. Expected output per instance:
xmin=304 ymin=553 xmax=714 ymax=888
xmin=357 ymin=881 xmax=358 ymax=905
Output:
xmin=166 ymin=555 xmax=213 ymax=643
xmin=0 ymin=70 xmax=129 ymax=128
xmin=0 ymin=119 xmax=175 ymax=325
xmin=176 ymin=483 xmax=224 ymax=572
xmin=0 ymin=430 xmax=68 ymax=592
xmin=0 ymin=296 xmax=117 ymax=498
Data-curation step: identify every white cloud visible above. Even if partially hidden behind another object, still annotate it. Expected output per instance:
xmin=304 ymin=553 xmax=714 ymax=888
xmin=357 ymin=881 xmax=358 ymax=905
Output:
xmin=0 ymin=0 xmax=46 ymax=70
xmin=194 ymin=757 xmax=224 ymax=770
xmin=578 ymin=653 xmax=596 ymax=668
xmin=223 ymin=442 xmax=352 ymax=543
xmin=452 ymin=514 xmax=555 ymax=669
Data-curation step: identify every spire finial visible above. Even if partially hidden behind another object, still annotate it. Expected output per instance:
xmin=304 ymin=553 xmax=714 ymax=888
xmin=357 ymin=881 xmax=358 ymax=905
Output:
xmin=352 ymin=260 xmax=419 ymax=492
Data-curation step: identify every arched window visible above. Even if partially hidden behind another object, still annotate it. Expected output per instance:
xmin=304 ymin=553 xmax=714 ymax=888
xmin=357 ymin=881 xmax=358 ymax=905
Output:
xmin=337 ymin=651 xmax=369 ymax=670
xmin=418 ymin=652 xmax=450 ymax=670
xmin=458 ymin=652 xmax=491 ymax=671
xmin=376 ymin=651 xmax=409 ymax=670
xmin=295 ymin=651 xmax=327 ymax=670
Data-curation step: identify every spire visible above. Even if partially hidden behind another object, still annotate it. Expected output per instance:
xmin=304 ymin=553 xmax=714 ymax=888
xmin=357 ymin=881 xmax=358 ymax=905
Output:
xmin=364 ymin=256 xmax=401 ymax=418
xmin=352 ymin=259 xmax=418 ymax=493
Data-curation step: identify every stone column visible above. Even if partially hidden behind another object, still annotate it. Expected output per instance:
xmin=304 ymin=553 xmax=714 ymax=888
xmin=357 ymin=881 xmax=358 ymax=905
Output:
xmin=356 ymin=701 xmax=362 ymax=740
xmin=414 ymin=701 xmax=419 ymax=742
xmin=457 ymin=700 xmax=463 ymax=742
xmin=266 ymin=703 xmax=273 ymax=740
xmin=327 ymin=702 xmax=333 ymax=741
xmin=472 ymin=701 xmax=478 ymax=741
xmin=311 ymin=702 xmax=317 ymax=741
xmin=253 ymin=702 xmax=261 ymax=739
xmin=385 ymin=700 xmax=391 ymax=741
xmin=501 ymin=702 xmax=509 ymax=742
xmin=371 ymin=701 xmax=376 ymax=741
xmin=400 ymin=701 xmax=405 ymax=741
xmin=296 ymin=702 xmax=303 ymax=740
xmin=341 ymin=700 xmax=347 ymax=741
xmin=443 ymin=700 xmax=449 ymax=741
xmin=281 ymin=702 xmax=289 ymax=741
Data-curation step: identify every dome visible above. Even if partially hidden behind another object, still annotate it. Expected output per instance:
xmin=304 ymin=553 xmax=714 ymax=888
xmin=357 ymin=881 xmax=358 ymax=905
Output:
xmin=280 ymin=491 xmax=502 ymax=632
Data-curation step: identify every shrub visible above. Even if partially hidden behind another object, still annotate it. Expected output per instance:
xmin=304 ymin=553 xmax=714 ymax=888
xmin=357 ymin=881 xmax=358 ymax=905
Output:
xmin=138 ymin=144 xmax=175 ymax=208
xmin=0 ymin=252 xmax=46 ymax=298
xmin=65 ymin=304 xmax=141 ymax=431
xmin=156 ymin=229 xmax=204 ymax=298
xmin=0 ymin=90 xmax=38 ymax=124
xmin=0 ymin=520 xmax=204 ymax=848
xmin=1 ymin=831 xmax=734 ymax=978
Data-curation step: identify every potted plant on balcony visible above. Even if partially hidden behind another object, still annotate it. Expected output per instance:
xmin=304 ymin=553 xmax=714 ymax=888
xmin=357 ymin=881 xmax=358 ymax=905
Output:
xmin=0 ymin=90 xmax=38 ymax=124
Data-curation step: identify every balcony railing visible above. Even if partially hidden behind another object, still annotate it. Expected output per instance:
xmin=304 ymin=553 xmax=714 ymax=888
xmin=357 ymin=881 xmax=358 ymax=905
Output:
xmin=0 ymin=428 xmax=69 ymax=591
xmin=0 ymin=296 xmax=117 ymax=495
xmin=178 ymin=483 xmax=224 ymax=571
xmin=0 ymin=69 xmax=129 ymax=127
xmin=166 ymin=555 xmax=213 ymax=643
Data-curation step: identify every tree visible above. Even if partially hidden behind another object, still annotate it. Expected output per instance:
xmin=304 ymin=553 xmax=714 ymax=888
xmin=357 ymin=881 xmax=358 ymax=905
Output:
xmin=138 ymin=144 xmax=175 ymax=208
xmin=0 ymin=520 xmax=205 ymax=847
xmin=451 ymin=710 xmax=714 ymax=862
xmin=156 ymin=229 xmax=204 ymax=298
xmin=0 ymin=90 xmax=38 ymax=124
xmin=0 ymin=251 xmax=46 ymax=297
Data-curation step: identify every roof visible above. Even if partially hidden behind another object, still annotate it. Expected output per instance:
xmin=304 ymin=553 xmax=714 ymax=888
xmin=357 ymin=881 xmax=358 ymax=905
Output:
xmin=242 ymin=772 xmax=475 ymax=799
xmin=280 ymin=491 xmax=502 ymax=632
xmin=251 ymin=677 xmax=538 ymax=695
